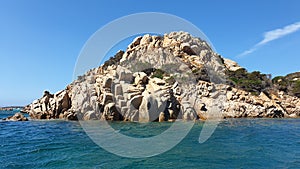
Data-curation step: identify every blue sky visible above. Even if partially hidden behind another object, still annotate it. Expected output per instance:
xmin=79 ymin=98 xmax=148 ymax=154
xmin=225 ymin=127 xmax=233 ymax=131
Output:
xmin=1 ymin=0 xmax=300 ymax=106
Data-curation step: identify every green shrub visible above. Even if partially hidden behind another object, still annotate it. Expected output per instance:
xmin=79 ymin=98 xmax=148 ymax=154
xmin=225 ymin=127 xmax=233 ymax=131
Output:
xmin=226 ymin=69 xmax=271 ymax=95
xmin=292 ymin=80 xmax=300 ymax=97
xmin=151 ymin=69 xmax=164 ymax=79
xmin=272 ymin=76 xmax=284 ymax=83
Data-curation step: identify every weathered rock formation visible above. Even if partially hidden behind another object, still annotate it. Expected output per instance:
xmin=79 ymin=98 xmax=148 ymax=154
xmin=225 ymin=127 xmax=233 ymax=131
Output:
xmin=22 ymin=89 xmax=74 ymax=120
xmin=22 ymin=31 xmax=300 ymax=121
xmin=3 ymin=113 xmax=28 ymax=121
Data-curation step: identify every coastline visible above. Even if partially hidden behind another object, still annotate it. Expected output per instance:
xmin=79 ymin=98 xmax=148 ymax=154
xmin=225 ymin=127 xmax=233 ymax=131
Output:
xmin=0 ymin=106 xmax=24 ymax=111
xmin=7 ymin=32 xmax=300 ymax=122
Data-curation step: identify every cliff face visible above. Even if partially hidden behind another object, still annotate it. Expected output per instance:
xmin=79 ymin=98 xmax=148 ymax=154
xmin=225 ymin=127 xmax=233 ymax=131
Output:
xmin=22 ymin=32 xmax=300 ymax=121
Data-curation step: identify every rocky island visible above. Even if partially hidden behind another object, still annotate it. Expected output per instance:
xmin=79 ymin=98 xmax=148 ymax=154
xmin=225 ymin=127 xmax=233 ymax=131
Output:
xmin=20 ymin=32 xmax=300 ymax=121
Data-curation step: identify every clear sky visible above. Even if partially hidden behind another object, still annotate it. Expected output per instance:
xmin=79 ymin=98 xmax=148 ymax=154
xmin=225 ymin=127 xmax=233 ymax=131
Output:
xmin=1 ymin=0 xmax=300 ymax=106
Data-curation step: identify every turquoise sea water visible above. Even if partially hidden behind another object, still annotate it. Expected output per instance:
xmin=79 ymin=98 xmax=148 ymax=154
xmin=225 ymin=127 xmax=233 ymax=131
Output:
xmin=0 ymin=110 xmax=299 ymax=169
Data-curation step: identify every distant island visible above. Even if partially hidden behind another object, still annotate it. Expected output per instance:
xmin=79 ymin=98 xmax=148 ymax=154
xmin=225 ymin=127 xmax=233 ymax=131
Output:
xmin=10 ymin=32 xmax=300 ymax=121
xmin=0 ymin=106 xmax=24 ymax=111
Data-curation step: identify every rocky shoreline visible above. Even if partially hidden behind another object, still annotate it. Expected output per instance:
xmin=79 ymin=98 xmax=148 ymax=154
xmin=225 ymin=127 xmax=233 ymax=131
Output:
xmin=17 ymin=32 xmax=300 ymax=122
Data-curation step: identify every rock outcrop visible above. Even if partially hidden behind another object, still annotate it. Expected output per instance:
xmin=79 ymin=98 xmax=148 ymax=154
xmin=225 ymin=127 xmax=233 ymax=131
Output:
xmin=223 ymin=58 xmax=242 ymax=71
xmin=3 ymin=113 xmax=28 ymax=121
xmin=22 ymin=89 xmax=74 ymax=120
xmin=22 ymin=31 xmax=300 ymax=121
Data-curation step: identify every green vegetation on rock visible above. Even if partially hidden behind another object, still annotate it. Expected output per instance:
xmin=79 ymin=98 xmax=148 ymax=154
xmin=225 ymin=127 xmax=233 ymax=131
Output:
xmin=226 ymin=68 xmax=272 ymax=95
xmin=273 ymin=72 xmax=300 ymax=97
xmin=151 ymin=69 xmax=164 ymax=79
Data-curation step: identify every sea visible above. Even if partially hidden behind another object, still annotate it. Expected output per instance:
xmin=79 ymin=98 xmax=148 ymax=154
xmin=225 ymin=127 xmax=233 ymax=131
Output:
xmin=0 ymin=110 xmax=299 ymax=169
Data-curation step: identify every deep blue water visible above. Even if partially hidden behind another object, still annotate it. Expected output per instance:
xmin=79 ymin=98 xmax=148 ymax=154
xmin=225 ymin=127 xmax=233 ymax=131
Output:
xmin=0 ymin=110 xmax=299 ymax=169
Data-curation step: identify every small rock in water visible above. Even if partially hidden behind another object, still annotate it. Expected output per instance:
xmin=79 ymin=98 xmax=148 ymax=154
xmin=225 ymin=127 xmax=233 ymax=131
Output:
xmin=3 ymin=113 xmax=28 ymax=121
